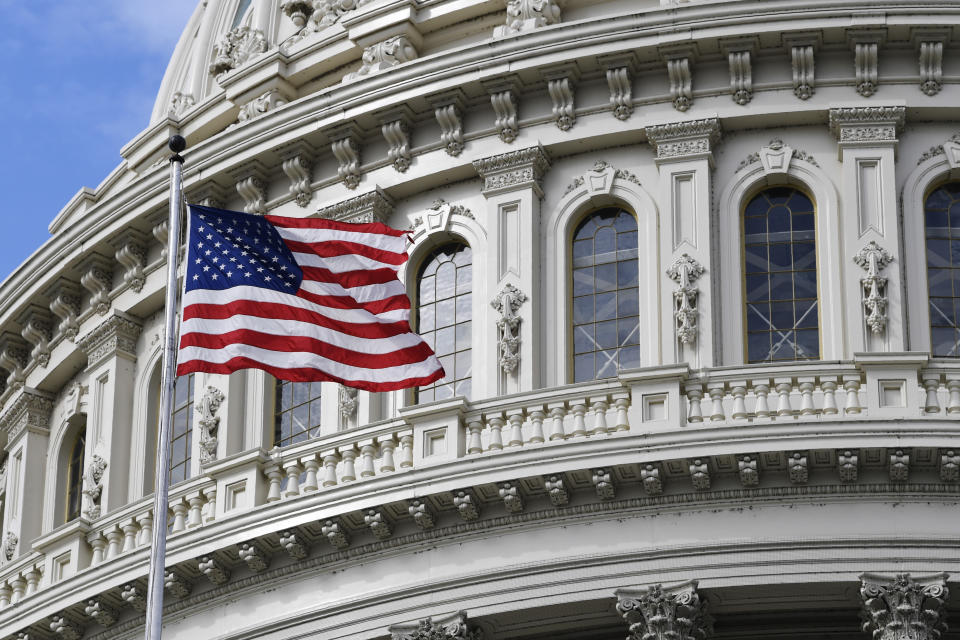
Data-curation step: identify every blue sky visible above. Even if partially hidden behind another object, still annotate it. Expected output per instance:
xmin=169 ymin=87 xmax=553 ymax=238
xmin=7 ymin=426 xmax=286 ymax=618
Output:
xmin=0 ymin=0 xmax=198 ymax=280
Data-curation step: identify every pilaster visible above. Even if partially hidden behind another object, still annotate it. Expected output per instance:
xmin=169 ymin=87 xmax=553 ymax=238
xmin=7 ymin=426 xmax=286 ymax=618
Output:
xmin=615 ymin=580 xmax=713 ymax=640
xmin=473 ymin=145 xmax=550 ymax=395
xmin=829 ymin=106 xmax=906 ymax=354
xmin=644 ymin=118 xmax=721 ymax=368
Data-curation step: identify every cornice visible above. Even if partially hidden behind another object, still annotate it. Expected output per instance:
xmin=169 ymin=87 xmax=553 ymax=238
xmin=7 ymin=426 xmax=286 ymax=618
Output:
xmin=316 ymin=187 xmax=395 ymax=223
xmin=644 ymin=117 xmax=722 ymax=162
xmin=77 ymin=311 xmax=143 ymax=369
xmin=472 ymin=145 xmax=551 ymax=198
xmin=0 ymin=387 xmax=54 ymax=444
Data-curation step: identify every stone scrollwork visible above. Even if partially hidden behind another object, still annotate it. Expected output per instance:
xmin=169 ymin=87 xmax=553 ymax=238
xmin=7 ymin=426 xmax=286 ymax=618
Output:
xmin=330 ymin=129 xmax=362 ymax=190
xmin=281 ymin=151 xmax=313 ymax=208
xmin=111 ymin=230 xmax=148 ymax=294
xmin=281 ymin=0 xmax=358 ymax=51
xmin=389 ymin=611 xmax=482 ymax=640
xmin=615 ymin=580 xmax=712 ymax=640
xmin=854 ymin=241 xmax=893 ymax=335
xmin=850 ymin=31 xmax=883 ymax=98
xmin=489 ymin=87 xmax=519 ymax=144
xmin=859 ymin=573 xmax=949 ymax=640
xmin=828 ymin=106 xmax=905 ymax=145
xmin=919 ymin=40 xmax=944 ymax=96
xmin=726 ymin=48 xmax=753 ymax=105
xmin=544 ymin=69 xmax=577 ymax=131
xmin=491 ymin=284 xmax=527 ymax=374
xmin=339 ymin=385 xmax=358 ymax=420
xmin=381 ymin=116 xmax=413 ymax=173
xmin=168 ymin=91 xmax=196 ymax=118
xmin=81 ymin=455 xmax=107 ymax=520
xmin=197 ymin=386 xmax=225 ymax=464
xmin=662 ymin=46 xmax=695 ymax=112
xmin=784 ymin=33 xmax=818 ymax=100
xmin=46 ymin=280 xmax=82 ymax=342
xmin=410 ymin=199 xmax=475 ymax=236
xmin=77 ymin=312 xmax=143 ymax=369
xmin=18 ymin=308 xmax=52 ymax=369
xmin=317 ymin=187 xmax=393 ymax=224
xmin=666 ymin=253 xmax=704 ymax=345
xmin=344 ymin=36 xmax=418 ymax=83
xmin=431 ymin=93 xmax=465 ymax=157
xmin=473 ymin=145 xmax=551 ymax=198
xmin=2 ymin=532 xmax=17 ymax=561
xmin=0 ymin=337 xmax=28 ymax=393
xmin=645 ymin=118 xmax=721 ymax=162
xmin=79 ymin=254 xmax=114 ymax=317
xmin=209 ymin=26 xmax=268 ymax=81
xmin=493 ymin=0 xmax=561 ymax=38
xmin=238 ymin=89 xmax=287 ymax=123
xmin=236 ymin=174 xmax=267 ymax=215
xmin=605 ymin=64 xmax=633 ymax=121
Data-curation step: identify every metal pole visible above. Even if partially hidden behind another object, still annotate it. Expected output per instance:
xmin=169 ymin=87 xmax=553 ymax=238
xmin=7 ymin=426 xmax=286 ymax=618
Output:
xmin=144 ymin=135 xmax=186 ymax=640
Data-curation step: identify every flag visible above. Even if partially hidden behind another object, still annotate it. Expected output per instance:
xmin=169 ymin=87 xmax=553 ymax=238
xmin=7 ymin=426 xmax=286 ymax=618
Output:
xmin=176 ymin=204 xmax=445 ymax=391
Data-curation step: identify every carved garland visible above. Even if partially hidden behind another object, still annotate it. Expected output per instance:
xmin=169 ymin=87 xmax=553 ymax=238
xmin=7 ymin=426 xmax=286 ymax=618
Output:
xmin=491 ymin=284 xmax=527 ymax=374
xmin=666 ymin=254 xmax=704 ymax=345
xmin=853 ymin=241 xmax=893 ymax=335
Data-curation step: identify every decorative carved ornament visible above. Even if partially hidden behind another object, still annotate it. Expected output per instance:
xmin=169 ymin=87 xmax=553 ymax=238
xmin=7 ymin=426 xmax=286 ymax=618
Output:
xmin=666 ymin=253 xmax=704 ymax=345
xmin=46 ymin=280 xmax=82 ymax=342
xmin=197 ymin=386 xmax=225 ymax=464
xmin=661 ymin=46 xmax=696 ymax=112
xmin=409 ymin=199 xmax=475 ymax=237
xmin=472 ymin=145 xmax=551 ymax=197
xmin=234 ymin=166 xmax=268 ymax=215
xmin=918 ymin=133 xmax=960 ymax=167
xmin=344 ymin=36 xmax=418 ymax=83
xmin=238 ymin=89 xmax=287 ymax=123
xmin=645 ymin=118 xmax=721 ymax=161
xmin=546 ymin=74 xmax=576 ymax=131
xmin=493 ymin=0 xmax=561 ymax=38
xmin=77 ymin=312 xmax=142 ymax=369
xmin=81 ymin=455 xmax=107 ymax=520
xmin=280 ymin=149 xmax=313 ymax=208
xmin=168 ymin=92 xmax=195 ymax=118
xmin=329 ymin=128 xmax=362 ymax=190
xmin=828 ymin=106 xmax=905 ymax=145
xmin=381 ymin=116 xmax=413 ymax=172
xmin=0 ymin=388 xmax=54 ymax=443
xmin=209 ymin=26 xmax=268 ymax=81
xmin=860 ymin=573 xmax=949 ymax=640
xmin=339 ymin=385 xmax=358 ymax=420
xmin=281 ymin=0 xmax=358 ymax=51
xmin=737 ymin=139 xmax=819 ymax=172
xmin=389 ymin=611 xmax=482 ymax=640
xmin=615 ymin=580 xmax=712 ymax=640
xmin=491 ymin=284 xmax=527 ymax=374
xmin=849 ymin=30 xmax=884 ymax=98
xmin=605 ymin=65 xmax=633 ymax=120
xmin=111 ymin=230 xmax=148 ymax=293
xmin=317 ymin=187 xmax=393 ymax=224
xmin=563 ymin=160 xmax=642 ymax=197
xmin=2 ymin=532 xmax=17 ymax=561
xmin=18 ymin=307 xmax=51 ymax=369
xmin=853 ymin=241 xmax=893 ymax=335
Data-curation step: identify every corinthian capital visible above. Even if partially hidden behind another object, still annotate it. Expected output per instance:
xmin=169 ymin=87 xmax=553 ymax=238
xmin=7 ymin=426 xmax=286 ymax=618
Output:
xmin=860 ymin=573 xmax=949 ymax=640
xmin=615 ymin=580 xmax=712 ymax=640
xmin=389 ymin=611 xmax=482 ymax=640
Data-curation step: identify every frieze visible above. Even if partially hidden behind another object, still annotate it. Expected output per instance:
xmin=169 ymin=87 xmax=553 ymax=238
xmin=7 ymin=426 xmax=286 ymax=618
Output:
xmin=77 ymin=311 xmax=143 ymax=369
xmin=645 ymin=118 xmax=721 ymax=160
xmin=828 ymin=106 xmax=905 ymax=144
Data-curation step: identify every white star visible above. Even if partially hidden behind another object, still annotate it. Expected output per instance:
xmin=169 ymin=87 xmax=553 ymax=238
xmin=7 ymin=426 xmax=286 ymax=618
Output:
xmin=195 ymin=258 xmax=201 ymax=264
xmin=264 ymin=276 xmax=271 ymax=282
xmin=198 ymin=226 xmax=205 ymax=232
xmin=214 ymin=241 xmax=221 ymax=248
xmin=283 ymin=281 xmax=292 ymax=287
xmin=218 ymin=263 xmax=226 ymax=270
xmin=217 ymin=217 xmax=223 ymax=223
xmin=263 ymin=247 xmax=271 ymax=254
xmin=226 ymin=227 xmax=233 ymax=233
xmin=193 ymin=274 xmax=199 ymax=280
xmin=244 ymin=272 xmax=252 ymax=277
xmin=222 ymin=249 xmax=229 ymax=255
xmin=212 ymin=273 xmax=218 ymax=280
xmin=196 ymin=242 xmax=203 ymax=248
xmin=206 ymin=234 xmax=213 ymax=240
xmin=198 ymin=214 xmax=206 ymax=220
xmin=241 ymin=250 xmax=248 ymax=256
xmin=203 ymin=265 xmax=211 ymax=272
xmin=205 ymin=250 xmax=212 ymax=256
xmin=227 ymin=271 xmax=233 ymax=277
xmin=229 ymin=257 xmax=237 ymax=262
xmin=280 ymin=265 xmax=287 ymax=271
xmin=212 ymin=257 xmax=219 ymax=263
xmin=272 ymin=256 xmax=279 ymax=262
xmin=257 ymin=267 xmax=264 ymax=273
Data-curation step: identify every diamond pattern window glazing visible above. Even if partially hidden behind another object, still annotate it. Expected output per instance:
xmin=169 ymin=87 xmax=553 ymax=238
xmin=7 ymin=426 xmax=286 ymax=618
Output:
xmin=743 ymin=187 xmax=819 ymax=363
xmin=572 ymin=208 xmax=640 ymax=382
xmin=925 ymin=182 xmax=960 ymax=357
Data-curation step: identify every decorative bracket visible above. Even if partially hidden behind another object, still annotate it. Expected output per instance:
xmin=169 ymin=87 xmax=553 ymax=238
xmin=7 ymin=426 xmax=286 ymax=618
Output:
xmin=18 ymin=306 xmax=52 ymax=369
xmin=666 ymin=253 xmax=704 ymax=345
xmin=912 ymin=28 xmax=950 ymax=97
xmin=278 ymin=143 xmax=314 ymax=208
xmin=661 ymin=45 xmax=696 ymax=112
xmin=491 ymin=284 xmax=527 ymax=374
xmin=542 ymin=64 xmax=579 ymax=131
xmin=78 ymin=253 xmax=114 ymax=316
xmin=45 ymin=279 xmax=82 ymax=342
xmin=231 ymin=161 xmax=269 ymax=215
xmin=853 ymin=241 xmax=893 ymax=335
xmin=0 ymin=334 xmax=29 ymax=392
xmin=389 ymin=611 xmax=482 ymax=640
xmin=484 ymin=77 xmax=521 ymax=144
xmin=377 ymin=107 xmax=415 ymax=173
xmin=110 ymin=229 xmax=148 ymax=293
xmin=429 ymin=90 xmax=466 ymax=157
xmin=783 ymin=32 xmax=819 ymax=100
xmin=598 ymin=54 xmax=635 ymax=121
xmin=721 ymin=37 xmax=756 ymax=105
xmin=493 ymin=0 xmax=561 ymax=37
xmin=848 ymin=29 xmax=885 ymax=97
xmin=328 ymin=125 xmax=362 ymax=190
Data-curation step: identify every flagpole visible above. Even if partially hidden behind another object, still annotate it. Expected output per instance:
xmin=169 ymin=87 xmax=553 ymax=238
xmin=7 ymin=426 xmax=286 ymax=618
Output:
xmin=144 ymin=135 xmax=186 ymax=640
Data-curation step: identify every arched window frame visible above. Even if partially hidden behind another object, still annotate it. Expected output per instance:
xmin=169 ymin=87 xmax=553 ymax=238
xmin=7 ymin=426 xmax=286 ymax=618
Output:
xmin=544 ymin=167 xmax=661 ymax=387
xmin=718 ymin=157 xmax=842 ymax=365
xmin=902 ymin=148 xmax=960 ymax=355
xmin=921 ymin=181 xmax=960 ymax=357
xmin=64 ymin=428 xmax=86 ymax=523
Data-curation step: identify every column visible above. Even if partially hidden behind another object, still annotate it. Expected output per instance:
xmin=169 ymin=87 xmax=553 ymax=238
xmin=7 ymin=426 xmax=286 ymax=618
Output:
xmin=615 ymin=580 xmax=712 ymax=639
xmin=860 ymin=572 xmax=948 ymax=640
xmin=829 ymin=106 xmax=906 ymax=355
xmin=644 ymin=118 xmax=721 ymax=368
xmin=77 ymin=310 xmax=142 ymax=513
xmin=0 ymin=388 xmax=54 ymax=558
xmin=472 ymin=145 xmax=551 ymax=395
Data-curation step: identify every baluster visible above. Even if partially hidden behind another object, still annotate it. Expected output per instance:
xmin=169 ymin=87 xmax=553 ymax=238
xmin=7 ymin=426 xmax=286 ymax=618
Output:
xmin=170 ymin=500 xmax=189 ymax=533
xmin=946 ymin=379 xmax=960 ymax=414
xmin=105 ymin=525 xmax=123 ymax=558
xmin=922 ymin=375 xmax=941 ymax=413
xmin=487 ymin=415 xmax=505 ymax=450
xmin=548 ymin=405 xmax=567 ymax=440
xmin=187 ymin=492 xmax=205 ymax=527
xmin=283 ymin=461 xmax=302 ymax=498
xmin=202 ymin=487 xmax=217 ymax=524
xmin=10 ymin=577 xmax=24 ymax=603
xmin=820 ymin=378 xmax=839 ymax=415
xmin=301 ymin=454 xmax=320 ymax=491
xmin=775 ymin=379 xmax=794 ymax=416
xmin=685 ymin=384 xmax=703 ymax=422
xmin=730 ymin=384 xmax=747 ymax=420
xmin=798 ymin=378 xmax=816 ymax=415
xmin=752 ymin=380 xmax=772 ymax=418
xmin=528 ymin=409 xmax=546 ymax=443
xmin=708 ymin=385 xmax=725 ymax=421
xmin=23 ymin=568 xmax=40 ymax=596
xmin=378 ymin=437 xmax=397 ymax=472
xmin=359 ymin=443 xmax=377 ymax=477
xmin=0 ymin=583 xmax=10 ymax=608
xmin=399 ymin=434 xmax=414 ymax=467
xmin=614 ymin=397 xmax=630 ymax=431
xmin=591 ymin=399 xmax=609 ymax=435
xmin=466 ymin=418 xmax=484 ymax=454
xmin=570 ymin=403 xmax=588 ymax=437
xmin=265 ymin=464 xmax=283 ymax=502
xmin=843 ymin=376 xmax=863 ymax=414
xmin=121 ymin=519 xmax=139 ymax=552
xmin=136 ymin=513 xmax=153 ymax=547
xmin=507 ymin=411 xmax=524 ymax=447
xmin=88 ymin=533 xmax=107 ymax=565
xmin=321 ymin=452 xmax=339 ymax=487
xmin=340 ymin=447 xmax=358 ymax=482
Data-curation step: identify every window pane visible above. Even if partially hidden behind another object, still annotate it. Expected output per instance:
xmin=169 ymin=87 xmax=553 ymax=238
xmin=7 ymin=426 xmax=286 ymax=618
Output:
xmin=417 ymin=242 xmax=472 ymax=401
xmin=274 ymin=379 xmax=322 ymax=447
xmin=926 ymin=183 xmax=960 ymax=356
xmin=742 ymin=188 xmax=819 ymax=362
xmin=570 ymin=208 xmax=640 ymax=380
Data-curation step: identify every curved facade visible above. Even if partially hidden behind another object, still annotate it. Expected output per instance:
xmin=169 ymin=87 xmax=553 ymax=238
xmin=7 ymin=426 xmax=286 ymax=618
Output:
xmin=1 ymin=1 xmax=959 ymax=638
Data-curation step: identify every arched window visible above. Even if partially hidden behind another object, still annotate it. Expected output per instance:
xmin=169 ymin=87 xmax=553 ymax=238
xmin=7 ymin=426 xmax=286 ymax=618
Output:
xmin=65 ymin=428 xmax=85 ymax=522
xmin=925 ymin=182 xmax=960 ymax=356
xmin=572 ymin=208 xmax=640 ymax=382
xmin=274 ymin=381 xmax=323 ymax=447
xmin=169 ymin=373 xmax=195 ymax=485
xmin=416 ymin=243 xmax=472 ymax=402
xmin=743 ymin=187 xmax=818 ymax=363
xmin=231 ymin=0 xmax=253 ymax=28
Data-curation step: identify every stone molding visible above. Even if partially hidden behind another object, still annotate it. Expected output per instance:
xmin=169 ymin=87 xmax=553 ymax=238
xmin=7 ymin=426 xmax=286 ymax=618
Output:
xmin=0 ymin=387 xmax=54 ymax=444
xmin=316 ymin=187 xmax=394 ymax=224
xmin=859 ymin=572 xmax=949 ymax=640
xmin=472 ymin=145 xmax=551 ymax=198
xmin=389 ymin=611 xmax=482 ymax=640
xmin=615 ymin=580 xmax=713 ymax=640
xmin=77 ymin=311 xmax=143 ymax=369
xmin=828 ymin=106 xmax=906 ymax=147
xmin=645 ymin=118 xmax=721 ymax=163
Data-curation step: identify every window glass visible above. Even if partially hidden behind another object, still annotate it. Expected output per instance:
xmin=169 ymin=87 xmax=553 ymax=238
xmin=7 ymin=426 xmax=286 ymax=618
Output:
xmin=417 ymin=243 xmax=472 ymax=402
xmin=274 ymin=381 xmax=323 ymax=447
xmin=169 ymin=374 xmax=194 ymax=484
xmin=925 ymin=182 xmax=960 ymax=356
xmin=743 ymin=187 xmax=819 ymax=363
xmin=231 ymin=0 xmax=253 ymax=28
xmin=65 ymin=428 xmax=86 ymax=522
xmin=572 ymin=208 xmax=640 ymax=381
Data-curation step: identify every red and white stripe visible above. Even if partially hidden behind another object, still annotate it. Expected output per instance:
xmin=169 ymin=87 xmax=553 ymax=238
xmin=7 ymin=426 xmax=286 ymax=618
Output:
xmin=177 ymin=215 xmax=444 ymax=391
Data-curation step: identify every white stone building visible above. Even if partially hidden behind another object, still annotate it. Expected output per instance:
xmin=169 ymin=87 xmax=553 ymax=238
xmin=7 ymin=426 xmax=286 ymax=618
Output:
xmin=0 ymin=0 xmax=958 ymax=638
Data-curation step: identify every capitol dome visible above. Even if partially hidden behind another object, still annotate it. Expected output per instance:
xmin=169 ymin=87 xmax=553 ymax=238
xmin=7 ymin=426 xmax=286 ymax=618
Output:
xmin=1 ymin=0 xmax=959 ymax=638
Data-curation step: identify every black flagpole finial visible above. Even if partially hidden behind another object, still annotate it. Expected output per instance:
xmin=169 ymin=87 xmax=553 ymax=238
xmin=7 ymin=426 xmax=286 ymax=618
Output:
xmin=168 ymin=135 xmax=186 ymax=162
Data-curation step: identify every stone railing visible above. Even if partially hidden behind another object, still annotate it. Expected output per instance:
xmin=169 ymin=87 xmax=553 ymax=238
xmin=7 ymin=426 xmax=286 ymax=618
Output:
xmin=0 ymin=357 xmax=956 ymax=613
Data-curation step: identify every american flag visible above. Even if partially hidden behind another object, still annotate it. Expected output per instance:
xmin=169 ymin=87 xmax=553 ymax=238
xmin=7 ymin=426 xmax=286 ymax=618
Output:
xmin=176 ymin=204 xmax=445 ymax=391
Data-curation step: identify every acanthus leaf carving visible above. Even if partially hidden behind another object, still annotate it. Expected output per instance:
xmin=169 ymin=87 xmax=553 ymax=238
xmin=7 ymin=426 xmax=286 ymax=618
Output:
xmin=198 ymin=555 xmax=231 ymax=585
xmin=111 ymin=229 xmax=148 ymax=293
xmin=491 ymin=284 xmax=527 ymax=374
xmin=47 ymin=280 xmax=82 ymax=342
xmin=859 ymin=572 xmax=949 ymax=640
xmin=329 ymin=128 xmax=362 ymax=190
xmin=317 ymin=187 xmax=393 ymax=224
xmin=3 ymin=532 xmax=18 ymax=561
xmin=381 ymin=117 xmax=413 ymax=173
xmin=209 ymin=26 xmax=268 ymax=81
xmin=168 ymin=91 xmax=196 ymax=118
xmin=321 ymin=518 xmax=350 ymax=549
xmin=473 ymin=145 xmax=551 ymax=198
xmin=338 ymin=384 xmax=358 ymax=422
xmin=18 ymin=307 xmax=52 ymax=369
xmin=0 ymin=335 xmax=28 ymax=393
xmin=666 ymin=253 xmax=704 ymax=345
xmin=645 ymin=118 xmax=721 ymax=162
xmin=389 ymin=611 xmax=483 ymax=640
xmin=343 ymin=35 xmax=418 ymax=83
xmin=79 ymin=254 xmax=114 ymax=316
xmin=281 ymin=0 xmax=358 ymax=51
xmin=854 ymin=241 xmax=893 ymax=335
xmin=237 ymin=89 xmax=287 ymax=123
xmin=84 ymin=598 xmax=118 ymax=627
xmin=49 ymin=614 xmax=83 ymax=640
xmin=0 ymin=388 xmax=54 ymax=444
xmin=828 ymin=106 xmax=905 ymax=146
xmin=493 ymin=0 xmax=561 ymax=38
xmin=77 ymin=311 xmax=143 ymax=368
xmin=615 ymin=580 xmax=713 ymax=640
xmin=281 ymin=152 xmax=313 ymax=208
xmin=196 ymin=385 xmax=225 ymax=464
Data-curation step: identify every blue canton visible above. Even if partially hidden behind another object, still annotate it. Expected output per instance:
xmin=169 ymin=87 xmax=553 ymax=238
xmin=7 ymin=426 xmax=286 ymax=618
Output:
xmin=185 ymin=205 xmax=303 ymax=293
